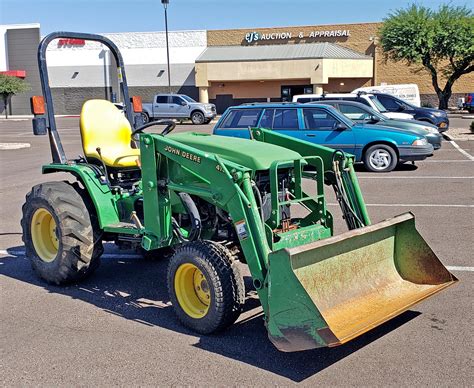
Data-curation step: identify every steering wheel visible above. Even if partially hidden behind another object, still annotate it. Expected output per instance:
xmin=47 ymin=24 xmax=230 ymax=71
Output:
xmin=132 ymin=119 xmax=176 ymax=137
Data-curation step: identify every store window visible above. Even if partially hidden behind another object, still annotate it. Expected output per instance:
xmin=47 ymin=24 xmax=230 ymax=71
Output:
xmin=219 ymin=109 xmax=262 ymax=129
xmin=303 ymin=108 xmax=339 ymax=130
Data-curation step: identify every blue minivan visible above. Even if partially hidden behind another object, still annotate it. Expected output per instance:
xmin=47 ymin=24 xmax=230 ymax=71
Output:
xmin=213 ymin=103 xmax=434 ymax=172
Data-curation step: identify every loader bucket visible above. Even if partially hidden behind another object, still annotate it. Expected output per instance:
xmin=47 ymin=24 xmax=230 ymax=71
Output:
xmin=266 ymin=212 xmax=457 ymax=352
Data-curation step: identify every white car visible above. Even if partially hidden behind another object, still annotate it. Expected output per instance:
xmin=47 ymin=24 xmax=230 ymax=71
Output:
xmin=292 ymin=93 xmax=415 ymax=120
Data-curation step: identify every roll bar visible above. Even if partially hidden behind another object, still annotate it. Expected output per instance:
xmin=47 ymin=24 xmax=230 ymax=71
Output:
xmin=37 ymin=32 xmax=133 ymax=164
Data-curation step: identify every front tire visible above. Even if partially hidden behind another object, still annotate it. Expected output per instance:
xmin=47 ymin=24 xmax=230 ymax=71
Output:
xmin=167 ymin=241 xmax=245 ymax=334
xmin=191 ymin=111 xmax=205 ymax=125
xmin=21 ymin=181 xmax=103 ymax=285
xmin=363 ymin=144 xmax=398 ymax=172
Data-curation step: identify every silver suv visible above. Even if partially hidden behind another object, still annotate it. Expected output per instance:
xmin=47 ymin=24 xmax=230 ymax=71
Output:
xmin=142 ymin=94 xmax=216 ymax=125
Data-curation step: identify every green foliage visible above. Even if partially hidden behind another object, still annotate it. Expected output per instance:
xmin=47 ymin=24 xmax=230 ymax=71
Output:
xmin=380 ymin=4 xmax=473 ymax=67
xmin=0 ymin=73 xmax=30 ymax=98
xmin=0 ymin=74 xmax=30 ymax=118
xmin=379 ymin=4 xmax=474 ymax=109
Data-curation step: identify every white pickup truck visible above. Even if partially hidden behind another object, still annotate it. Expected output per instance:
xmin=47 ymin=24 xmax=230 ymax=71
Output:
xmin=141 ymin=94 xmax=217 ymax=125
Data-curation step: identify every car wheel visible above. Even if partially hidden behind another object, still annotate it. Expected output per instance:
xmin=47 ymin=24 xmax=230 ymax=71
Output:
xmin=141 ymin=112 xmax=150 ymax=124
xmin=191 ymin=111 xmax=205 ymax=125
xmin=363 ymin=144 xmax=398 ymax=173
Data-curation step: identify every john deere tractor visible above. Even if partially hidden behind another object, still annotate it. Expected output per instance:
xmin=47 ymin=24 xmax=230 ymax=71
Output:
xmin=22 ymin=32 xmax=457 ymax=351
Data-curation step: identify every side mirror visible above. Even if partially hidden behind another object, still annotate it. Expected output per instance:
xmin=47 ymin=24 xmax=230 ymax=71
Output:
xmin=181 ymin=100 xmax=188 ymax=106
xmin=370 ymin=115 xmax=380 ymax=123
xmin=397 ymin=105 xmax=405 ymax=112
xmin=335 ymin=123 xmax=347 ymax=131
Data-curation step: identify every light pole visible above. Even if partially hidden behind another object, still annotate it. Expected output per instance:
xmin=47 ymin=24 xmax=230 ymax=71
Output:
xmin=161 ymin=0 xmax=171 ymax=93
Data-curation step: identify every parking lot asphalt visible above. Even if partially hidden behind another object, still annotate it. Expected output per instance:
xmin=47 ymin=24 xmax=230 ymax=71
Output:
xmin=1 ymin=118 xmax=473 ymax=386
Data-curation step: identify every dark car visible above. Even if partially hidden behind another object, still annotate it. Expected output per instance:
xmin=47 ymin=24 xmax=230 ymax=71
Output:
xmin=318 ymin=100 xmax=443 ymax=150
xmin=213 ymin=103 xmax=434 ymax=172
xmin=463 ymin=93 xmax=474 ymax=113
xmin=371 ymin=93 xmax=449 ymax=131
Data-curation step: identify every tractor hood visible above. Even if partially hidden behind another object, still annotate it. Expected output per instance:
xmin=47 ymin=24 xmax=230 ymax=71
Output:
xmin=168 ymin=132 xmax=303 ymax=171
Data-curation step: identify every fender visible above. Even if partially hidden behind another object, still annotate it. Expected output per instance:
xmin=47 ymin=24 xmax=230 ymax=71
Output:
xmin=42 ymin=163 xmax=120 ymax=228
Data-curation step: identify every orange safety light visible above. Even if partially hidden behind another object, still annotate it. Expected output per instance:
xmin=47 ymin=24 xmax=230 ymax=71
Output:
xmin=131 ymin=96 xmax=143 ymax=113
xmin=31 ymin=96 xmax=46 ymax=115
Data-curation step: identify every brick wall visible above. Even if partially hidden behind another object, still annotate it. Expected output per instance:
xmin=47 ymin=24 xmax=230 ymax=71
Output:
xmin=207 ymin=22 xmax=474 ymax=105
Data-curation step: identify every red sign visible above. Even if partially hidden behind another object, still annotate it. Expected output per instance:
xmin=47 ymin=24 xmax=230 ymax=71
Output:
xmin=0 ymin=70 xmax=26 ymax=78
xmin=57 ymin=38 xmax=86 ymax=47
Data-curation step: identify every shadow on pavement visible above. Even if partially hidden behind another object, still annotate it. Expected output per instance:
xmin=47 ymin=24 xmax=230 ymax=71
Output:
xmin=354 ymin=163 xmax=418 ymax=172
xmin=0 ymin=246 xmax=420 ymax=382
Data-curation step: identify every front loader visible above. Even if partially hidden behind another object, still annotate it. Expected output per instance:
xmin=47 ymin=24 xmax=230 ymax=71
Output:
xmin=22 ymin=32 xmax=457 ymax=351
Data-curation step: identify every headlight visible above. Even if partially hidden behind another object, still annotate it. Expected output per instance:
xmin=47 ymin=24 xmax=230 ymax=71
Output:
xmin=423 ymin=126 xmax=438 ymax=133
xmin=433 ymin=111 xmax=445 ymax=117
xmin=412 ymin=138 xmax=428 ymax=146
xmin=204 ymin=105 xmax=214 ymax=111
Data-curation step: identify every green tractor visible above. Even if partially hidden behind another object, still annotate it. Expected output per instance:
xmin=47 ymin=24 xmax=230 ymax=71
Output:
xmin=23 ymin=32 xmax=457 ymax=351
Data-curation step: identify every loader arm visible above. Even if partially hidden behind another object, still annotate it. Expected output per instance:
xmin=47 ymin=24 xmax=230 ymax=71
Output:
xmin=251 ymin=127 xmax=371 ymax=229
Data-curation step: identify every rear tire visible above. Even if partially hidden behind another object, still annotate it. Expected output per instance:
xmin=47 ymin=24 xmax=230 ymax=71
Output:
xmin=167 ymin=241 xmax=245 ymax=334
xmin=363 ymin=144 xmax=398 ymax=173
xmin=191 ymin=111 xmax=205 ymax=125
xmin=141 ymin=112 xmax=150 ymax=124
xmin=21 ymin=181 xmax=103 ymax=285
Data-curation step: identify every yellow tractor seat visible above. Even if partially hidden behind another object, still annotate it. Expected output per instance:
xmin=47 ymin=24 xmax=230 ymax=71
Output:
xmin=80 ymin=99 xmax=140 ymax=168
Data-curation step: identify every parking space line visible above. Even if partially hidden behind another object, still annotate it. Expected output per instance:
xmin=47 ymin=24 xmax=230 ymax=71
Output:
xmin=358 ymin=176 xmax=474 ymax=179
xmin=0 ymin=248 xmax=143 ymax=260
xmin=446 ymin=266 xmax=474 ymax=272
xmin=2 ymin=249 xmax=473 ymax=273
xmin=421 ymin=160 xmax=474 ymax=163
xmin=0 ymin=143 xmax=31 ymax=150
xmin=443 ymin=136 xmax=474 ymax=161
xmin=328 ymin=203 xmax=473 ymax=208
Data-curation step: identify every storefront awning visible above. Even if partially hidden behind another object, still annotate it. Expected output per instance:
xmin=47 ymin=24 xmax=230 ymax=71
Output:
xmin=196 ymin=42 xmax=371 ymax=63
xmin=195 ymin=43 xmax=374 ymax=88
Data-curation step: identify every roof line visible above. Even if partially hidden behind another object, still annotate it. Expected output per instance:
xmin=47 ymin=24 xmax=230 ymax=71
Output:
xmin=207 ymin=21 xmax=382 ymax=33
xmin=196 ymin=56 xmax=372 ymax=63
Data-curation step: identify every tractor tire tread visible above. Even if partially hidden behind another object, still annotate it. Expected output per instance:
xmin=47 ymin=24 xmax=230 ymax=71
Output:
xmin=21 ymin=181 xmax=102 ymax=285
xmin=167 ymin=240 xmax=245 ymax=334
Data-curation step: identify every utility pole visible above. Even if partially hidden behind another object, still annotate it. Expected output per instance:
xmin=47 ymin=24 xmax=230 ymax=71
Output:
xmin=161 ymin=0 xmax=171 ymax=93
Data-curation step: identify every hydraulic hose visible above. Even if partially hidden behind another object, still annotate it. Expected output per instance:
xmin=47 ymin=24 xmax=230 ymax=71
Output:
xmin=174 ymin=192 xmax=202 ymax=242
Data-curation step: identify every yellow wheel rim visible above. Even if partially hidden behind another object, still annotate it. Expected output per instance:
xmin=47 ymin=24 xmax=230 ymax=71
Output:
xmin=31 ymin=208 xmax=59 ymax=262
xmin=174 ymin=263 xmax=211 ymax=319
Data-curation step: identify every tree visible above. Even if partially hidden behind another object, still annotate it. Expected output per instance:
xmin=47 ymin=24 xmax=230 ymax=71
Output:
xmin=379 ymin=4 xmax=474 ymax=109
xmin=0 ymin=74 xmax=30 ymax=119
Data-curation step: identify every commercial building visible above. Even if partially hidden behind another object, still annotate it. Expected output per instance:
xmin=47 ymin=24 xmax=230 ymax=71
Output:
xmin=1 ymin=22 xmax=472 ymax=115
xmin=0 ymin=24 xmax=42 ymax=115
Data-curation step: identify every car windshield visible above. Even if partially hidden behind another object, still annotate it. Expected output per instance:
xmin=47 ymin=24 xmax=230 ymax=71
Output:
xmin=181 ymin=95 xmax=196 ymax=103
xmin=392 ymin=96 xmax=417 ymax=109
xmin=369 ymin=96 xmax=388 ymax=113
xmin=338 ymin=104 xmax=386 ymax=122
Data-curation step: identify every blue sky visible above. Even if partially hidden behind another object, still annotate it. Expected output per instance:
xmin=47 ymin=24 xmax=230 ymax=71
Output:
xmin=1 ymin=0 xmax=471 ymax=34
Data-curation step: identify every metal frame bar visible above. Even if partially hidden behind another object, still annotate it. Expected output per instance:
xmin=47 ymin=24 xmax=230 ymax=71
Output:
xmin=37 ymin=32 xmax=133 ymax=164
